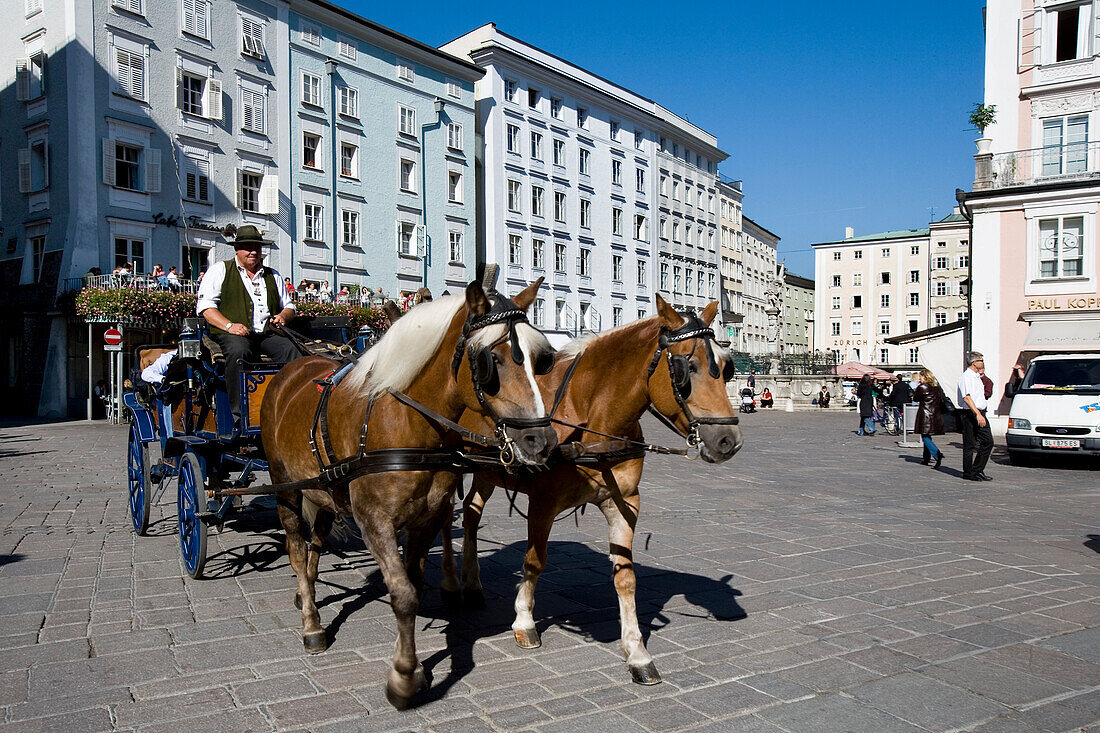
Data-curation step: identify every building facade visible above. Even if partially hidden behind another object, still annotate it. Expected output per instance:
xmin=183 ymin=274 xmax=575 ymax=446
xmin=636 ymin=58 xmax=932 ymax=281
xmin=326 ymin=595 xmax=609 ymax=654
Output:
xmin=962 ymin=0 xmax=1100 ymax=418
xmin=783 ymin=269 xmax=814 ymax=354
xmin=717 ymin=177 xmax=744 ymax=345
xmin=739 ymin=216 xmax=779 ymax=352
xmin=287 ymin=0 xmax=481 ymax=299
xmin=927 ymin=209 xmax=970 ymax=329
xmin=441 ymin=24 xmax=727 ymax=342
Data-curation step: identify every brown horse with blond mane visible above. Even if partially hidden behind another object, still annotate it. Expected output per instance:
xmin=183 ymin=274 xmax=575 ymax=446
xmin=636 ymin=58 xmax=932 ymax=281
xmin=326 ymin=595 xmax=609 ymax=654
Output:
xmin=440 ymin=295 xmax=742 ymax=685
xmin=260 ymin=281 xmax=557 ymax=708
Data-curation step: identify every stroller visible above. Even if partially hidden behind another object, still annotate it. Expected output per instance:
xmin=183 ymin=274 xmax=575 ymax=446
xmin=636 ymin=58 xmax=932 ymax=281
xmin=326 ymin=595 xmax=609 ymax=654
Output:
xmin=739 ymin=387 xmax=756 ymax=414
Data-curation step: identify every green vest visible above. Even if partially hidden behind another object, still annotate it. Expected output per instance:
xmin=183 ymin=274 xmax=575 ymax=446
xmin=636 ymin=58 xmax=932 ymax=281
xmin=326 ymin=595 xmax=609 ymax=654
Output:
xmin=210 ymin=259 xmax=281 ymax=335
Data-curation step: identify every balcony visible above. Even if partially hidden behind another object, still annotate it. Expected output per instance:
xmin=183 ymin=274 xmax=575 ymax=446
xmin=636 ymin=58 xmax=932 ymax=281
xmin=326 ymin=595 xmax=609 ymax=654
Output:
xmin=986 ymin=142 xmax=1100 ymax=189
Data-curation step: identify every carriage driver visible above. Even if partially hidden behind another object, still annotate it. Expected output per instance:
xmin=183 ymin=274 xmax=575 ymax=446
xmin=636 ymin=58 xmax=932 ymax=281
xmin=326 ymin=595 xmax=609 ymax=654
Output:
xmin=195 ymin=225 xmax=300 ymax=423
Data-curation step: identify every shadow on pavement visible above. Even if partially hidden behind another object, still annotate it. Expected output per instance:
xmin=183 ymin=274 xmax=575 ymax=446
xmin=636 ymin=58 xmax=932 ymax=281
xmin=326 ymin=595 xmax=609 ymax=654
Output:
xmin=1086 ymin=535 xmax=1100 ymax=555
xmin=0 ymin=554 xmax=25 ymax=567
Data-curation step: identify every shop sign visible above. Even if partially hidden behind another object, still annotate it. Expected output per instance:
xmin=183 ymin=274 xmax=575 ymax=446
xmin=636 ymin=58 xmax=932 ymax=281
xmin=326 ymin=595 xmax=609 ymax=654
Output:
xmin=152 ymin=212 xmax=227 ymax=233
xmin=1025 ymin=295 xmax=1100 ymax=311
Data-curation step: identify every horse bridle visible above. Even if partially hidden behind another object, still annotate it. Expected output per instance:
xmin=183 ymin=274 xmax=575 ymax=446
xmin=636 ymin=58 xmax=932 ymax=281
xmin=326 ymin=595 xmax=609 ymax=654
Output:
xmin=645 ymin=312 xmax=739 ymax=452
xmin=449 ymin=291 xmax=554 ymax=464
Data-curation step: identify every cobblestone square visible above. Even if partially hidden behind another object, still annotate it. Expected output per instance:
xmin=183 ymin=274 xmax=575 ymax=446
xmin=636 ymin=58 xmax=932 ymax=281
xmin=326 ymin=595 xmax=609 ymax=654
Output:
xmin=1 ymin=410 xmax=1098 ymax=732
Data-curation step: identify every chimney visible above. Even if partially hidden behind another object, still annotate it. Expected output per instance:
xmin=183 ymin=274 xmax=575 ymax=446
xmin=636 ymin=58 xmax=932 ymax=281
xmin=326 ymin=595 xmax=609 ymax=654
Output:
xmin=953 ymin=206 xmax=961 ymax=215
xmin=844 ymin=227 xmax=854 ymax=240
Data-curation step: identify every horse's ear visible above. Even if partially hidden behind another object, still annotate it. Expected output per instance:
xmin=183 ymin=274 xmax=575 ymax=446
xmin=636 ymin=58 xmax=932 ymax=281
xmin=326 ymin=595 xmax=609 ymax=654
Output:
xmin=383 ymin=300 xmax=403 ymax=326
xmin=701 ymin=300 xmax=719 ymax=325
xmin=654 ymin=293 xmax=685 ymax=329
xmin=466 ymin=281 xmax=491 ymax=318
xmin=513 ymin=277 xmax=543 ymax=311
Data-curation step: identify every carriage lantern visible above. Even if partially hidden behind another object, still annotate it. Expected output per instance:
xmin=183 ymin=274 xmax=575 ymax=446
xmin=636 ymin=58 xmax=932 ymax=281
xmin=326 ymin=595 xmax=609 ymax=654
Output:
xmin=178 ymin=321 xmax=202 ymax=361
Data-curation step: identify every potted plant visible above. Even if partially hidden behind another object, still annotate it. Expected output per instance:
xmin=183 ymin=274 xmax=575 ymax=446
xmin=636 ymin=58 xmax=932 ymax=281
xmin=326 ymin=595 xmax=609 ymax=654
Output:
xmin=969 ymin=103 xmax=997 ymax=154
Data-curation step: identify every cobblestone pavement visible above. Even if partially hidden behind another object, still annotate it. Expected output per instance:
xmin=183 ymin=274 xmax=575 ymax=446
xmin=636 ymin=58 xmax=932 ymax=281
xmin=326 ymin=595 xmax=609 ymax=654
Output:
xmin=1 ymin=410 xmax=1099 ymax=732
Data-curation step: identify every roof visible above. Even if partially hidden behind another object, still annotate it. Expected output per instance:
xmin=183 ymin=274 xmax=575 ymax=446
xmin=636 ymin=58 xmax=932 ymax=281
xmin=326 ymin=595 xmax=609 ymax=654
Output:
xmin=742 ymin=216 xmax=781 ymax=242
xmin=936 ymin=211 xmax=967 ymax=223
xmin=884 ymin=318 xmax=968 ymax=345
xmin=784 ymin=271 xmax=814 ymax=290
xmin=812 ymin=228 xmax=930 ymax=247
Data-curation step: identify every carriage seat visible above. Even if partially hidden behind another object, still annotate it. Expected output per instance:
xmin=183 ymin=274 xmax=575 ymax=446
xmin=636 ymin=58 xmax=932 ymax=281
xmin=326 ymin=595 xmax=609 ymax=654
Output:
xmin=201 ymin=334 xmax=274 ymax=366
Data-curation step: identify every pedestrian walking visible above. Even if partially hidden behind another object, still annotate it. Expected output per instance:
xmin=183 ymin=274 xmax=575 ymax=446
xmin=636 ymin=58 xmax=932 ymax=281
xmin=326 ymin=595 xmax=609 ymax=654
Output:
xmin=914 ymin=369 xmax=945 ymax=468
xmin=747 ymin=370 xmax=756 ymax=390
xmin=957 ymin=351 xmax=994 ymax=481
xmin=856 ymin=374 xmax=876 ymax=435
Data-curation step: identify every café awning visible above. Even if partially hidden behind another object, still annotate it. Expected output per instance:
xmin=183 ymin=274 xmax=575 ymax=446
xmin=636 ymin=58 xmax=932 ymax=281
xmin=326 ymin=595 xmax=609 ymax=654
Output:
xmin=1019 ymin=311 xmax=1100 ymax=352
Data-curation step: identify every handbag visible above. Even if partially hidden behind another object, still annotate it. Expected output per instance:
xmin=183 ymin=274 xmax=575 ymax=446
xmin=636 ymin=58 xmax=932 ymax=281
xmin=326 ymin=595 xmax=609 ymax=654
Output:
xmin=940 ymin=388 xmax=957 ymax=414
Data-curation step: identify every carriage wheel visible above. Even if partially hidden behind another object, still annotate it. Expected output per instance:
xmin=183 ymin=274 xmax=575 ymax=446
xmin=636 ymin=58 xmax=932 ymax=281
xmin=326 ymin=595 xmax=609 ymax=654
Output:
xmin=127 ymin=423 xmax=152 ymax=536
xmin=177 ymin=451 xmax=209 ymax=579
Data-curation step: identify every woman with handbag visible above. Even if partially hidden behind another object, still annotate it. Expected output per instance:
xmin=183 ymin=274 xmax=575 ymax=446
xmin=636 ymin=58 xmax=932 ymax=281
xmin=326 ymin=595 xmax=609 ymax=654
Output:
xmin=914 ymin=369 xmax=946 ymax=467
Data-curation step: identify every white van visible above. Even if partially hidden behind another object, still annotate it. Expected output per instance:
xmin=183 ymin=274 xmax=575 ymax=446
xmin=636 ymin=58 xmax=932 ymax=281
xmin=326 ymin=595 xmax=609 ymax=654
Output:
xmin=1005 ymin=353 xmax=1100 ymax=463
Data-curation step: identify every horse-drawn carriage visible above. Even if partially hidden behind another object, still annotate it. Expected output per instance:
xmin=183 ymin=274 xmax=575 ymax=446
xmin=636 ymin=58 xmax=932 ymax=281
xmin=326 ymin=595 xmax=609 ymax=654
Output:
xmin=123 ymin=316 xmax=364 ymax=577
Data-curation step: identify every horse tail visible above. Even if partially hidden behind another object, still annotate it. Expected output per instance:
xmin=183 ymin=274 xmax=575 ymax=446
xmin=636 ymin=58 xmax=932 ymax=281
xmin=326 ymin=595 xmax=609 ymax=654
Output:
xmin=302 ymin=495 xmax=357 ymax=544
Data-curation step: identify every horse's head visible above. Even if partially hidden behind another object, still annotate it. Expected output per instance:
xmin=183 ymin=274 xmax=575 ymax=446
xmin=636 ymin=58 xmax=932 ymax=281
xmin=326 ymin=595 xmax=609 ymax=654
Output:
xmin=649 ymin=295 xmax=743 ymax=463
xmin=455 ymin=279 xmax=558 ymax=466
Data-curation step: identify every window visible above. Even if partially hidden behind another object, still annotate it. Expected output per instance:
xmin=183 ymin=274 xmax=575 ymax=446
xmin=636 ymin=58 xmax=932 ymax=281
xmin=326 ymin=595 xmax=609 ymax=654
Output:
xmin=113 ymin=45 xmax=145 ymax=101
xmin=672 ymin=222 xmax=680 ymax=243
xmin=531 ymin=186 xmax=544 ymax=217
xmin=851 ymin=295 xmax=862 ymax=309
xmin=672 ymin=180 xmax=680 ymax=200
xmin=235 ymin=86 xmax=264 ymax=132
xmin=636 ymin=167 xmax=646 ymax=193
xmin=182 ymin=152 xmax=209 ymax=203
xmin=555 ymin=192 xmax=567 ymax=223
xmin=958 ymin=254 xmax=969 ymax=268
xmin=908 ymin=319 xmax=919 ymax=333
xmin=674 ymin=266 xmax=682 ymax=293
xmin=907 ymin=347 xmax=920 ymax=364
xmin=1051 ymin=4 xmax=1090 ymax=62
xmin=880 ymin=272 xmax=891 ymax=285
xmin=449 ymin=230 xmax=464 ymax=262
xmin=634 ymin=214 xmax=647 ymax=240
xmin=15 ymin=52 xmax=46 ymax=102
xmin=555 ymin=242 xmax=567 ymax=271
xmin=241 ymin=16 xmax=265 ymax=58
xmin=579 ymin=148 xmax=590 ymax=175
xmin=879 ymin=320 xmax=890 ymax=335
xmin=508 ymin=180 xmax=521 ymax=212
xmin=342 ymin=209 xmax=358 ymax=246
xmin=507 ymin=124 xmax=520 ymax=154
xmin=832 ymin=275 xmax=841 ymax=287
xmin=853 ymin=272 xmax=862 ymax=286
xmin=660 ymin=217 xmax=667 ymax=240
xmin=910 ymin=245 xmax=920 ymax=255
xmin=18 ymin=137 xmax=49 ymax=193
xmin=504 ymin=79 xmax=517 ymax=103
xmin=303 ymin=203 xmax=322 ymax=240
xmin=400 ymin=159 xmax=416 ymax=193
xmin=580 ymin=199 xmax=591 ymax=228
xmin=301 ymin=72 xmax=321 ymax=107
xmin=612 ymin=254 xmax=623 ymax=281
xmin=610 ymin=120 xmax=620 ymax=141
xmin=25 ymin=0 xmax=42 ymax=16
xmin=851 ymin=319 xmax=862 ymax=336
xmin=447 ymin=122 xmax=462 ymax=150
xmin=831 ymin=320 xmax=841 ymax=336
xmin=934 ymin=281 xmax=948 ymax=297
xmin=935 ymin=312 xmax=948 ymax=326
xmin=909 ymin=270 xmax=920 ymax=284
xmin=339 ymin=87 xmax=358 ymax=118
xmin=932 ymin=256 xmax=947 ymax=269
xmin=881 ymin=248 xmax=891 ymax=257
xmin=854 ymin=250 xmax=863 ymax=260
xmin=880 ymin=293 xmax=890 ymax=308
xmin=660 ymin=262 xmax=669 ymax=290
xmin=181 ymin=0 xmax=211 ymax=40
xmin=1042 ymin=115 xmax=1088 ymax=176
xmin=527 ymin=86 xmax=539 ymax=109
xmin=613 ymin=307 xmax=623 ymax=327
xmin=447 ymin=80 xmax=461 ymax=99
xmin=447 ymin=171 xmax=462 ymax=203
xmin=937 ymin=240 xmax=947 ymax=248
xmin=532 ymin=239 xmax=545 ymax=269
xmin=577 ymin=107 xmax=588 ymax=129
xmin=579 ymin=248 xmax=591 ymax=277
xmin=114 ymin=143 xmax=141 ymax=191
xmin=339 ymin=143 xmax=358 ymax=178
xmin=302 ymin=133 xmax=320 ymax=169
xmin=634 ymin=130 xmax=644 ymax=150
xmin=299 ymin=20 xmax=320 ymax=46
xmin=534 ymin=298 xmax=545 ymax=326
xmin=880 ymin=348 xmax=890 ymax=364
xmin=509 ymin=234 xmax=522 ymax=265
xmin=553 ymin=139 xmax=565 ymax=167
xmin=398 ymin=105 xmax=416 ymax=135
xmin=637 ymin=259 xmax=646 ymax=286
xmin=530 ymin=132 xmax=543 ymax=161
xmin=397 ymin=221 xmax=415 ymax=255
xmin=1038 ymin=216 xmax=1084 ymax=278
xmin=612 ymin=207 xmax=622 ymax=236
xmin=238 ymin=171 xmax=265 ymax=213
xmin=611 ymin=159 xmax=622 ymax=186
xmin=833 ymin=251 xmax=841 ymax=261
xmin=550 ymin=97 xmax=562 ymax=118
xmin=114 ymin=236 xmax=144 ymax=274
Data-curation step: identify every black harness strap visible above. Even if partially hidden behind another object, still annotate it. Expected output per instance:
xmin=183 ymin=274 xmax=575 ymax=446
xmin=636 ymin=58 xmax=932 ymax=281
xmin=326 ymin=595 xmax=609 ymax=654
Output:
xmin=386 ymin=389 xmax=501 ymax=449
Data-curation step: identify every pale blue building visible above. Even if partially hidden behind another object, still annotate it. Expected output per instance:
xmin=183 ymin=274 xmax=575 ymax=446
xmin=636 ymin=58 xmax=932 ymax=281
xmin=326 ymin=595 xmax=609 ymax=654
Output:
xmin=288 ymin=0 xmax=482 ymax=300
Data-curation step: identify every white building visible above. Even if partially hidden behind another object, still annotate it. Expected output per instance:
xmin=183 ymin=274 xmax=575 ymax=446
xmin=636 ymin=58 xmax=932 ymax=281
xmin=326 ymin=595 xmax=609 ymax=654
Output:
xmin=441 ymin=24 xmax=726 ymax=342
xmin=739 ymin=216 xmax=779 ymax=352
xmin=717 ymin=177 xmax=744 ymax=345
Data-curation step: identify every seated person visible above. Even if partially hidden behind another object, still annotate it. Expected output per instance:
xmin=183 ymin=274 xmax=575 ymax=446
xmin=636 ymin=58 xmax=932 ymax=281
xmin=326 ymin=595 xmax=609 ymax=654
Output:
xmin=760 ymin=387 xmax=774 ymax=408
xmin=140 ymin=350 xmax=176 ymax=387
xmin=818 ymin=385 xmax=831 ymax=408
xmin=195 ymin=225 xmax=299 ymax=423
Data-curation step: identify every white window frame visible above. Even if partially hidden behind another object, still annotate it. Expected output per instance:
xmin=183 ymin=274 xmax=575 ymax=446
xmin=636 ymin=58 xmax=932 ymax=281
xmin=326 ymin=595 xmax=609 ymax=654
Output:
xmin=341 ymin=207 xmax=359 ymax=247
xmin=181 ymin=0 xmax=211 ymax=41
xmin=508 ymin=180 xmax=522 ymax=213
xmin=1024 ymin=204 xmax=1096 ymax=294
xmin=15 ymin=51 xmax=46 ymax=102
xmin=398 ymin=105 xmax=416 ymax=136
xmin=301 ymin=71 xmax=321 ymax=107
xmin=339 ymin=86 xmax=359 ymax=118
xmin=531 ymin=186 xmax=544 ymax=218
xmin=240 ymin=15 xmax=265 ymax=59
xmin=303 ymin=202 xmax=323 ymax=241
xmin=935 ymin=312 xmax=948 ymax=327
xmin=531 ymin=131 xmax=543 ymax=161
xmin=580 ymin=198 xmax=591 ymax=229
xmin=447 ymin=80 xmax=461 ymax=99
xmin=181 ymin=148 xmax=211 ymax=203
xmin=532 ymin=238 xmax=545 ymax=269
xmin=509 ymin=234 xmax=522 ymax=265
xmin=579 ymin=148 xmax=590 ymax=176
xmin=447 ymin=170 xmax=462 ymax=203
xmin=396 ymin=60 xmax=414 ymax=82
xmin=830 ymin=320 xmax=841 ymax=336
xmin=554 ymin=192 xmax=567 ymax=223
xmin=340 ymin=142 xmax=358 ymax=179
xmin=634 ymin=214 xmax=647 ymax=241
xmin=299 ymin=20 xmax=321 ymax=47
xmin=504 ymin=79 xmax=518 ymax=103
xmin=612 ymin=207 xmax=623 ymax=236
xmin=239 ymin=169 xmax=263 ymax=214
xmin=239 ymin=84 xmax=263 ymax=133
xmin=612 ymin=254 xmax=623 ymax=282
xmin=507 ymin=124 xmax=520 ymax=154
xmin=554 ymin=242 xmax=567 ymax=272
xmin=339 ymin=38 xmax=357 ymax=61
xmin=637 ymin=259 xmax=647 ymax=286
xmin=553 ymin=139 xmax=565 ymax=167
xmin=302 ymin=132 xmax=321 ymax=170
xmin=447 ymin=122 xmax=462 ymax=150
xmin=111 ymin=34 xmax=148 ymax=102
xmin=396 ymin=221 xmax=416 ymax=256
xmin=399 ymin=158 xmax=417 ymax=194
xmin=636 ymin=167 xmax=646 ymax=193
xmin=449 ymin=229 xmax=464 ymax=262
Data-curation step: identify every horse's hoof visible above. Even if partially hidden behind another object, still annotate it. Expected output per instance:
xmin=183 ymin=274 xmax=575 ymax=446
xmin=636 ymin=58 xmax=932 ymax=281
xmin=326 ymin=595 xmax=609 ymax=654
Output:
xmin=384 ymin=667 xmax=428 ymax=710
xmin=630 ymin=661 xmax=662 ymax=685
xmin=514 ymin=626 xmax=541 ymax=649
xmin=294 ymin=592 xmax=302 ymax=610
xmin=303 ymin=630 xmax=328 ymax=655
xmin=440 ymin=588 xmax=463 ymax=610
xmin=463 ymin=588 xmax=486 ymax=609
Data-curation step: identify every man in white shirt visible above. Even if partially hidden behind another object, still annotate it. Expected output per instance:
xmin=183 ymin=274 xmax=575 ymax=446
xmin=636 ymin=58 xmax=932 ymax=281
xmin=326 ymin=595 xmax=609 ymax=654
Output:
xmin=195 ymin=225 xmax=299 ymax=422
xmin=956 ymin=350 xmax=994 ymax=481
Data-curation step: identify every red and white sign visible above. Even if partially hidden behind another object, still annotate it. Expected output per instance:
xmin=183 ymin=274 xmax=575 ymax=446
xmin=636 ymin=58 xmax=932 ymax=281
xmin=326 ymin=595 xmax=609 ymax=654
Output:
xmin=103 ymin=328 xmax=122 ymax=346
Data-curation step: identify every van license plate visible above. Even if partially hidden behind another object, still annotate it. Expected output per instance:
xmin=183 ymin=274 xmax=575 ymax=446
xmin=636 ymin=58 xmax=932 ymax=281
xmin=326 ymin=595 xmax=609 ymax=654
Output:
xmin=1041 ymin=439 xmax=1080 ymax=449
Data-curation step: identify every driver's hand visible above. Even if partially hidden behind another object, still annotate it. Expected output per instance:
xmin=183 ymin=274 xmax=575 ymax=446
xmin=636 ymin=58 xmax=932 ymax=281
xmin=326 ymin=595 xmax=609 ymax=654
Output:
xmin=270 ymin=313 xmax=287 ymax=328
xmin=228 ymin=323 xmax=250 ymax=337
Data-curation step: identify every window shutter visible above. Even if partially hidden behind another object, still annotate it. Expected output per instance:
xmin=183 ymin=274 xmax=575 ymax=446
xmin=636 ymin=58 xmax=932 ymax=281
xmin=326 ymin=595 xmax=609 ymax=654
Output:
xmin=102 ymin=139 xmax=116 ymax=186
xmin=204 ymin=78 xmax=221 ymax=121
xmin=144 ymin=147 xmax=160 ymax=193
xmin=129 ymin=51 xmax=144 ymax=99
xmin=196 ymin=0 xmax=208 ymax=39
xmin=185 ymin=169 xmax=196 ymax=200
xmin=18 ymin=149 xmax=31 ymax=193
xmin=175 ymin=67 xmax=184 ymax=110
xmin=416 ymin=224 xmax=426 ymax=258
xmin=40 ymin=142 xmax=48 ymax=189
xmin=15 ymin=59 xmax=29 ymax=101
xmin=260 ymin=174 xmax=278 ymax=215
xmin=34 ymin=53 xmax=45 ymax=97
xmin=241 ymin=92 xmax=253 ymax=131
xmin=395 ymin=221 xmax=402 ymax=254
xmin=235 ymin=169 xmax=243 ymax=209
xmin=1019 ymin=8 xmax=1042 ymax=72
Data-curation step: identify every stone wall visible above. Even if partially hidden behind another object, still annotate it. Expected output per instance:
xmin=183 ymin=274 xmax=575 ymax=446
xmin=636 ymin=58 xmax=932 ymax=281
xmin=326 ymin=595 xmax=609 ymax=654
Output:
xmin=728 ymin=374 xmax=847 ymax=410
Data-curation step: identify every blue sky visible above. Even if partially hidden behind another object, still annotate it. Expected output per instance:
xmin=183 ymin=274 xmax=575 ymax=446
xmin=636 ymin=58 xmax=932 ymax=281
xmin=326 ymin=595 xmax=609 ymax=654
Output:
xmin=350 ymin=1 xmax=987 ymax=279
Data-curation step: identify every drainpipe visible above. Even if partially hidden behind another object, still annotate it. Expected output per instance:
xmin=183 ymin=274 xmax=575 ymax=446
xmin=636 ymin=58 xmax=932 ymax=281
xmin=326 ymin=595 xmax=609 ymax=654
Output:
xmin=420 ymin=98 xmax=445 ymax=288
xmin=955 ymin=188 xmax=973 ymax=359
xmin=326 ymin=60 xmax=339 ymax=290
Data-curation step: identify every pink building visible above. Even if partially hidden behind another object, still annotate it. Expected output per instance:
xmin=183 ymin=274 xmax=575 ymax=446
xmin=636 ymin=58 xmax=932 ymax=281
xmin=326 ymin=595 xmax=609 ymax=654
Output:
xmin=962 ymin=0 xmax=1100 ymax=420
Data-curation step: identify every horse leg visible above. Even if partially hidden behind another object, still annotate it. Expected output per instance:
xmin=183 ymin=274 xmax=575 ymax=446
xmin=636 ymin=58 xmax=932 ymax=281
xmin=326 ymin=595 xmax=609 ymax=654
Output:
xmin=301 ymin=503 xmax=334 ymax=652
xmin=276 ymin=494 xmax=326 ymax=654
xmin=597 ymin=492 xmax=660 ymax=685
xmin=358 ymin=516 xmax=427 ymax=709
xmin=460 ymin=476 xmax=495 ymax=608
xmin=438 ymin=494 xmax=463 ymax=609
xmin=512 ymin=499 xmax=553 ymax=649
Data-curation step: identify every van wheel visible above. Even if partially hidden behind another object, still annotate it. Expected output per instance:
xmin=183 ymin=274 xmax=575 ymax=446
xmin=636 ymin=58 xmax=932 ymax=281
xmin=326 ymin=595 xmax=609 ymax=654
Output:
xmin=1007 ymin=450 xmax=1031 ymax=466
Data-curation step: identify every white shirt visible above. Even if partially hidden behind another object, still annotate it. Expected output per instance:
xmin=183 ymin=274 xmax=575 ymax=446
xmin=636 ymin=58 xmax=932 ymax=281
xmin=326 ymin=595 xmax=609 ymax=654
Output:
xmin=140 ymin=351 xmax=175 ymax=385
xmin=195 ymin=258 xmax=294 ymax=332
xmin=957 ymin=367 xmax=987 ymax=411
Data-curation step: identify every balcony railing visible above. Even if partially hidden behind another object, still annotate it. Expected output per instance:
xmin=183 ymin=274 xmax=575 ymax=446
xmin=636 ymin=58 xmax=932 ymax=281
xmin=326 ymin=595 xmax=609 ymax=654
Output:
xmin=63 ymin=274 xmax=201 ymax=293
xmin=990 ymin=142 xmax=1100 ymax=189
